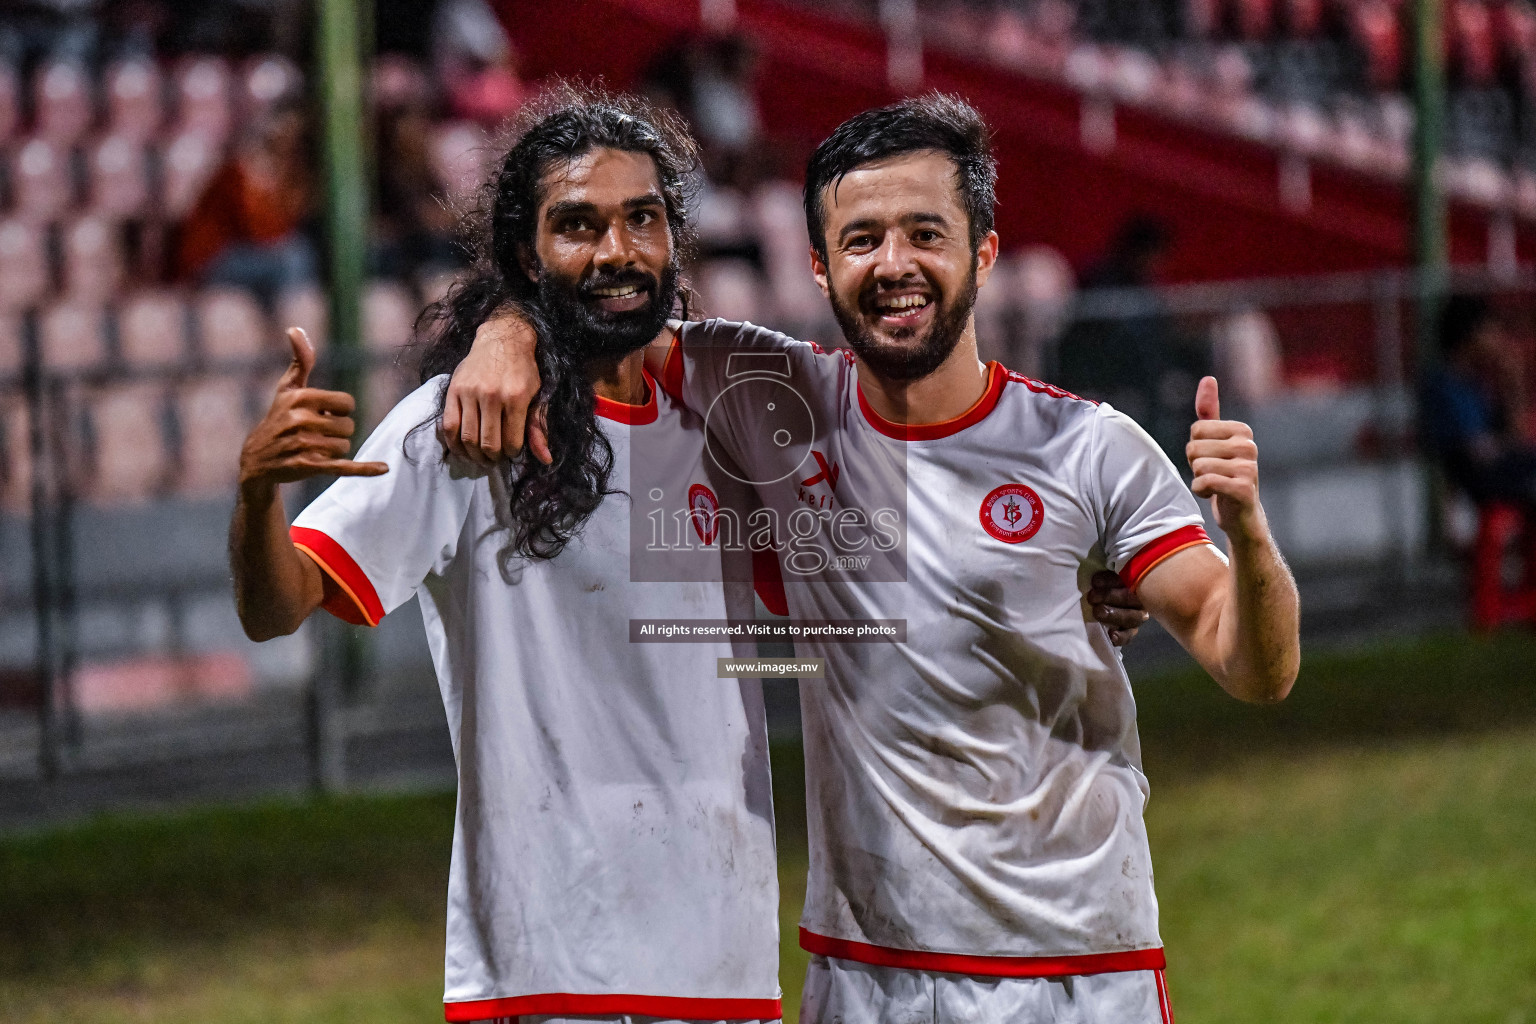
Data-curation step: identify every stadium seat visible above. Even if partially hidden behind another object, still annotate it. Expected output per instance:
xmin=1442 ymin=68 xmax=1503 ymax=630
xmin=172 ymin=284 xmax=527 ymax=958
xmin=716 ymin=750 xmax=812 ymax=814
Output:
xmin=196 ymin=286 xmax=269 ymax=363
xmin=276 ymin=286 xmax=328 ymax=349
xmin=1495 ymin=0 xmax=1536 ymax=66
xmin=85 ymin=381 xmax=171 ymax=503
xmin=61 ymin=217 xmax=124 ymax=303
xmin=39 ymin=301 xmax=108 ymax=371
xmin=11 ymin=138 xmax=73 ymax=223
xmin=160 ymin=130 xmax=221 ymax=218
xmin=1350 ymin=0 xmax=1406 ymax=90
xmin=119 ymin=289 xmax=190 ymax=368
xmin=1184 ymin=0 xmax=1223 ymax=36
xmin=172 ymin=56 xmax=233 ymax=144
xmin=0 ymin=220 xmax=52 ymax=311
xmin=429 ymin=121 xmax=490 ymax=210
xmin=696 ymin=259 xmax=765 ymax=325
xmin=751 ymin=180 xmax=825 ymax=330
xmin=33 ymin=60 xmax=94 ymax=145
xmin=175 ymin=375 xmax=249 ymax=496
xmin=87 ymin=134 xmax=152 ymax=219
xmin=371 ymin=54 xmax=433 ymax=110
xmin=1014 ymin=245 xmax=1076 ymax=376
xmin=363 ymin=280 xmax=419 ymax=351
xmin=1469 ymin=501 xmax=1536 ymax=631
xmin=103 ymin=58 xmax=164 ymax=142
xmin=241 ymin=54 xmax=302 ymax=118
xmin=1451 ymin=0 xmax=1499 ymax=85
xmin=1211 ymin=309 xmax=1284 ymax=404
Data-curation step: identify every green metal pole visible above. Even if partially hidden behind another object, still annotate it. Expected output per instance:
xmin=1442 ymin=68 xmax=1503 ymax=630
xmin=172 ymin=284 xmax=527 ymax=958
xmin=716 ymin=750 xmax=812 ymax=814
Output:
xmin=1411 ymin=0 xmax=1448 ymax=559
xmin=314 ymin=0 xmax=370 ymax=793
xmin=1411 ymin=0 xmax=1447 ymax=361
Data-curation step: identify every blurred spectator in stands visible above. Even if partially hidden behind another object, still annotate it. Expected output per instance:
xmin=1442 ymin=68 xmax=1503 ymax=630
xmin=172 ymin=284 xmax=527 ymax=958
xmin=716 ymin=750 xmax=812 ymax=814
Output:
xmin=372 ymin=96 xmax=464 ymax=279
xmin=174 ymin=95 xmax=318 ymax=303
xmin=1422 ymin=294 xmax=1536 ymax=510
xmin=1056 ymin=214 xmax=1211 ymax=461
xmin=433 ymin=0 xmax=526 ymax=127
xmin=644 ymin=32 xmax=765 ymax=187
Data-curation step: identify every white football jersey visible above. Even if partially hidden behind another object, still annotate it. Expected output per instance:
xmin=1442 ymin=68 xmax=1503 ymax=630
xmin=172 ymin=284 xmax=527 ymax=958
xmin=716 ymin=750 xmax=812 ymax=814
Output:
xmin=662 ymin=320 xmax=1213 ymax=976
xmin=290 ymin=374 xmax=782 ymax=1022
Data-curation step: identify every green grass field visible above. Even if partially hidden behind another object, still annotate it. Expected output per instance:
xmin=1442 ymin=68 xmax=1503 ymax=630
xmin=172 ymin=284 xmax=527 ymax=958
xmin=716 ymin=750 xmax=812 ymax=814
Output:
xmin=3 ymin=630 xmax=1535 ymax=1023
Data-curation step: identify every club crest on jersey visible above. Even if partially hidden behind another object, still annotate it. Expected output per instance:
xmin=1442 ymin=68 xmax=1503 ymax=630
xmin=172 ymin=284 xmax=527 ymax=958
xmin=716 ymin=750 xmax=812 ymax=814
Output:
xmin=688 ymin=483 xmax=720 ymax=545
xmin=980 ymin=483 xmax=1044 ymax=543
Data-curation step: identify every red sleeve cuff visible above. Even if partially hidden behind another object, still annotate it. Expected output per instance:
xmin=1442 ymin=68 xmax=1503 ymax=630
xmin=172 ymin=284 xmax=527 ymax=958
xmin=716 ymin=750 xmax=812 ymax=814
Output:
xmin=290 ymin=526 xmax=384 ymax=627
xmin=1122 ymin=524 xmax=1213 ymax=592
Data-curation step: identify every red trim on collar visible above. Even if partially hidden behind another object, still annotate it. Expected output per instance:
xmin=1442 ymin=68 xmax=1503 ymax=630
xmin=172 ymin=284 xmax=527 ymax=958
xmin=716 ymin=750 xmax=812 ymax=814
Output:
xmin=595 ymin=369 xmax=659 ymax=425
xmin=857 ymin=362 xmax=1006 ymax=441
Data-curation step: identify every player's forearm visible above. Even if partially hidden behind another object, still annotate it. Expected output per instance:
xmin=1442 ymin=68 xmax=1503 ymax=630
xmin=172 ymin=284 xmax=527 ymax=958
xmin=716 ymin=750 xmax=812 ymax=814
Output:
xmin=1214 ymin=532 xmax=1300 ymax=703
xmin=230 ymin=481 xmax=324 ymax=641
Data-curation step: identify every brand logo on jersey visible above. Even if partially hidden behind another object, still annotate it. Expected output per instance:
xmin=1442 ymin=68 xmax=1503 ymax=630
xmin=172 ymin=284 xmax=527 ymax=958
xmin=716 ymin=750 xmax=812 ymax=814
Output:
xmin=800 ymin=450 xmax=840 ymax=491
xmin=979 ymin=483 xmax=1044 ymax=543
xmin=688 ymin=483 xmax=719 ymax=545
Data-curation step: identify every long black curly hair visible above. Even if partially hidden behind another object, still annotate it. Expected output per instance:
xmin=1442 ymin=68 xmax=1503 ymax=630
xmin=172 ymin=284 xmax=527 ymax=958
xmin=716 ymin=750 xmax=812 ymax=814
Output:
xmin=415 ymin=82 xmax=702 ymax=561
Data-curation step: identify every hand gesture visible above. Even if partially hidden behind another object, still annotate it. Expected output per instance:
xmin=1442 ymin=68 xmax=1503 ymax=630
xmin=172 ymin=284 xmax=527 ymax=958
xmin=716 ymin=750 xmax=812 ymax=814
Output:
xmin=440 ymin=312 xmax=551 ymax=466
xmin=238 ymin=328 xmax=388 ymax=494
xmin=1186 ymin=376 xmax=1266 ymax=543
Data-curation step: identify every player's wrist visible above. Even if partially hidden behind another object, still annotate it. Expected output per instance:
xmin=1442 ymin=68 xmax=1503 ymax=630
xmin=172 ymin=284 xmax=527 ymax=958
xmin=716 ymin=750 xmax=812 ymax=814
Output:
xmin=238 ymin=474 xmax=280 ymax=507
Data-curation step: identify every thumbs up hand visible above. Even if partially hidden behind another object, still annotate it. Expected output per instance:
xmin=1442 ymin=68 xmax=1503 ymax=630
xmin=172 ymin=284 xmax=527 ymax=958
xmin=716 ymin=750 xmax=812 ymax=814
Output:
xmin=1186 ymin=376 xmax=1265 ymax=542
xmin=238 ymin=328 xmax=389 ymax=495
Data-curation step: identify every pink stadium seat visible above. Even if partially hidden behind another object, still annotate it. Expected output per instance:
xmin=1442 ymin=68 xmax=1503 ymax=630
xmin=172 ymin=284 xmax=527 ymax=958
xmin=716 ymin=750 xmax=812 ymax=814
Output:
xmin=119 ymin=289 xmax=190 ymax=368
xmin=371 ymin=54 xmax=433 ymax=110
xmin=39 ymin=301 xmax=108 ymax=371
xmin=1451 ymin=0 xmax=1499 ymax=85
xmin=11 ymin=138 xmax=73 ymax=223
xmin=240 ymin=55 xmax=302 ymax=118
xmin=61 ymin=217 xmax=124 ymax=303
xmin=160 ymin=130 xmax=221 ymax=218
xmin=0 ymin=64 xmax=18 ymax=144
xmin=86 ymin=381 xmax=170 ymax=503
xmin=363 ymin=280 xmax=419 ymax=350
xmin=1350 ymin=0 xmax=1406 ymax=90
xmin=196 ymin=287 xmax=269 ymax=362
xmin=103 ymin=59 xmax=164 ymax=142
xmin=751 ymin=180 xmax=824 ymax=327
xmin=696 ymin=260 xmax=765 ymax=325
xmin=172 ymin=56 xmax=233 ymax=144
xmin=429 ymin=121 xmax=490 ymax=210
xmin=33 ymin=61 xmax=94 ymax=144
xmin=175 ymin=375 xmax=249 ymax=496
xmin=0 ymin=220 xmax=51 ymax=311
xmin=276 ymin=286 xmax=328 ymax=349
xmin=1496 ymin=0 xmax=1536 ymax=64
xmin=87 ymin=134 xmax=152 ymax=218
xmin=0 ymin=396 xmax=30 ymax=514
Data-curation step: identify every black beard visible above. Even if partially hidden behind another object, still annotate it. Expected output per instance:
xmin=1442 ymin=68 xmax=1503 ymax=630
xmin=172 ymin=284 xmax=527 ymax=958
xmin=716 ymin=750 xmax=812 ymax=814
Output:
xmin=828 ymin=265 xmax=978 ymax=383
xmin=536 ymin=262 xmax=680 ymax=361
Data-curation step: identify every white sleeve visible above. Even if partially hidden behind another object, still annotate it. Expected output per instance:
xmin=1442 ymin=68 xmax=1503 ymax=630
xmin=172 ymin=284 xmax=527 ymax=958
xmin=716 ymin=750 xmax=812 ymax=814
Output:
xmin=289 ymin=376 xmax=478 ymax=626
xmin=1090 ymin=403 xmax=1214 ymax=591
xmin=660 ymin=318 xmax=842 ymax=472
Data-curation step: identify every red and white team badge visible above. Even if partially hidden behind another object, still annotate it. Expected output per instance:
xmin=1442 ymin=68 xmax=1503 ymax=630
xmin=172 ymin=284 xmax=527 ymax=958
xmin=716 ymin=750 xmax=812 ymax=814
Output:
xmin=979 ymin=483 xmax=1044 ymax=544
xmin=688 ymin=483 xmax=720 ymax=545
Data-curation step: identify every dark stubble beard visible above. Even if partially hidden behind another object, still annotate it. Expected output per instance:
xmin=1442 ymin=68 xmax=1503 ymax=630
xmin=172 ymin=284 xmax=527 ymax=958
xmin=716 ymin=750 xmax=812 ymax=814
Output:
xmin=536 ymin=260 xmax=681 ymax=361
xmin=827 ymin=263 xmax=979 ymax=383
